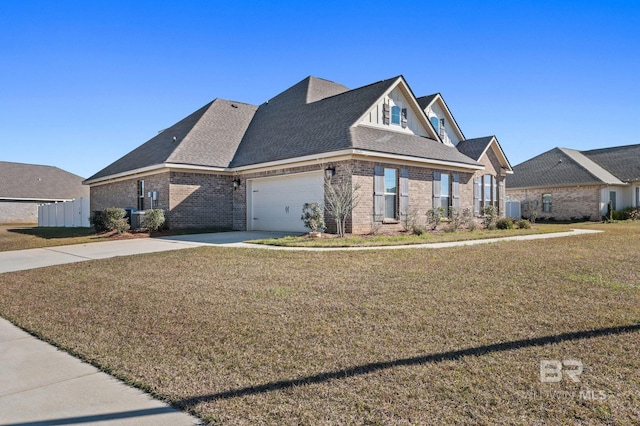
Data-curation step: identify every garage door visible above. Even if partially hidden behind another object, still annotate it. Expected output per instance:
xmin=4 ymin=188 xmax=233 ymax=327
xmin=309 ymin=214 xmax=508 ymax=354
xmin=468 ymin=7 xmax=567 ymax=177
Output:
xmin=249 ymin=172 xmax=324 ymax=232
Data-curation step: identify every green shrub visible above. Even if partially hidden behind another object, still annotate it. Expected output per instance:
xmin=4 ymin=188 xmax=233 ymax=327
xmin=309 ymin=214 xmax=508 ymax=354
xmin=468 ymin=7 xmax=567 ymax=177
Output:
xmin=516 ymin=219 xmax=531 ymax=229
xmin=89 ymin=211 xmax=107 ymax=233
xmin=496 ymin=218 xmax=514 ymax=230
xmin=102 ymin=208 xmax=126 ymax=231
xmin=142 ymin=209 xmax=166 ymax=232
xmin=113 ymin=218 xmax=130 ymax=234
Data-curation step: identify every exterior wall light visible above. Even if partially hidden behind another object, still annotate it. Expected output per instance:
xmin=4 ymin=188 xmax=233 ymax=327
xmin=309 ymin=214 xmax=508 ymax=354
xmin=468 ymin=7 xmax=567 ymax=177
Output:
xmin=325 ymin=165 xmax=336 ymax=179
xmin=233 ymin=177 xmax=241 ymax=190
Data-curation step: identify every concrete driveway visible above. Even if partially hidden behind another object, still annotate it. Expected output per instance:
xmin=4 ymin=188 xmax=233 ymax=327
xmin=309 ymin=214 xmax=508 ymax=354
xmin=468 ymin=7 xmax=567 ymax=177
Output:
xmin=0 ymin=231 xmax=296 ymax=274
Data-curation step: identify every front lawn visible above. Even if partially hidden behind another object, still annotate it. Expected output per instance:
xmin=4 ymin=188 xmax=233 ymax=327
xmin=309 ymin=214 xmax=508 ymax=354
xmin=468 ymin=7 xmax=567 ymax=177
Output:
xmin=0 ymin=225 xmax=108 ymax=252
xmin=0 ymin=222 xmax=638 ymax=424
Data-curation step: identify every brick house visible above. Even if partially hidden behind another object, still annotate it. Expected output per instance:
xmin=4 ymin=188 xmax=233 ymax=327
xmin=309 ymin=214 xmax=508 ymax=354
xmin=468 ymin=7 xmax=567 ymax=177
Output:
xmin=1 ymin=161 xmax=89 ymax=224
xmin=506 ymin=144 xmax=640 ymax=221
xmin=85 ymin=75 xmax=512 ymax=233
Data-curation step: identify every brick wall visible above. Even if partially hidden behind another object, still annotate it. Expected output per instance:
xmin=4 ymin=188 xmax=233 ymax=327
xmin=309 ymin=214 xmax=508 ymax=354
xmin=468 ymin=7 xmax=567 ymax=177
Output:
xmin=507 ymin=186 xmax=601 ymax=221
xmin=169 ymin=172 xmax=233 ymax=229
xmin=90 ymin=172 xmax=233 ymax=229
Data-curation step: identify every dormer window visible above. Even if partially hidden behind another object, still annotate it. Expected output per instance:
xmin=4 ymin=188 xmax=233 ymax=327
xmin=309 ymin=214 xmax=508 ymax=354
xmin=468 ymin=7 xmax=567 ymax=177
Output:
xmin=390 ymin=105 xmax=408 ymax=128
xmin=439 ymin=118 xmax=445 ymax=138
xmin=430 ymin=116 xmax=439 ymax=132
xmin=391 ymin=106 xmax=401 ymax=125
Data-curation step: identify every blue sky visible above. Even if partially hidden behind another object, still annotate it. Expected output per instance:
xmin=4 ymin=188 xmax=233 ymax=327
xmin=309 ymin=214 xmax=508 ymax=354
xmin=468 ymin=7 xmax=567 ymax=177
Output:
xmin=1 ymin=1 xmax=639 ymax=178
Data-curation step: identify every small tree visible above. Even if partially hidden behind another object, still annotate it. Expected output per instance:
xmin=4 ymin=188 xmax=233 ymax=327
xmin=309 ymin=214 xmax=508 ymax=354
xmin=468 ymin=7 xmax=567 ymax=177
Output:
xmin=524 ymin=199 xmax=538 ymax=223
xmin=482 ymin=205 xmax=498 ymax=230
xmin=324 ymin=166 xmax=361 ymax=238
xmin=461 ymin=207 xmax=475 ymax=230
xmin=449 ymin=207 xmax=461 ymax=232
xmin=401 ymin=207 xmax=419 ymax=232
xmin=426 ymin=207 xmax=445 ymax=231
xmin=301 ymin=202 xmax=325 ymax=232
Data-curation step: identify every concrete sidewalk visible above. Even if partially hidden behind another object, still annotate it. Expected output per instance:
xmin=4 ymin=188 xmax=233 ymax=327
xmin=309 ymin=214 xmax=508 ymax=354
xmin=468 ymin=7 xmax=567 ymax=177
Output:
xmin=0 ymin=231 xmax=293 ymax=274
xmin=0 ymin=317 xmax=200 ymax=426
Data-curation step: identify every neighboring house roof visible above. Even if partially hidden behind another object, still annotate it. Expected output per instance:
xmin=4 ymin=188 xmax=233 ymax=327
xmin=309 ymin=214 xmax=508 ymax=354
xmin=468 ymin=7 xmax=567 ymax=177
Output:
xmin=87 ymin=75 xmax=510 ymax=184
xmin=581 ymin=143 xmax=640 ymax=182
xmin=0 ymin=161 xmax=89 ymax=201
xmin=507 ymin=147 xmax=626 ymax=189
xmin=559 ymin=148 xmax=623 ymax=185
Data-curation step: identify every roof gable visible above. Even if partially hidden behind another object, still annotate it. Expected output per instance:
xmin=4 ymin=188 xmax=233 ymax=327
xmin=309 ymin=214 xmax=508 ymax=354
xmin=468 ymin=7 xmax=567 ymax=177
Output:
xmin=457 ymin=136 xmax=512 ymax=172
xmin=230 ymin=77 xmax=400 ymax=167
xmin=355 ymin=77 xmax=436 ymax=139
xmin=0 ymin=161 xmax=89 ymax=200
xmin=416 ymin=93 xmax=465 ymax=145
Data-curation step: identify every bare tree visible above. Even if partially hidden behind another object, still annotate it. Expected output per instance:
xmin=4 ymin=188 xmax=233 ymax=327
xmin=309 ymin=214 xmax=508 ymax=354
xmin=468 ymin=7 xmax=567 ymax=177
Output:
xmin=324 ymin=166 xmax=361 ymax=238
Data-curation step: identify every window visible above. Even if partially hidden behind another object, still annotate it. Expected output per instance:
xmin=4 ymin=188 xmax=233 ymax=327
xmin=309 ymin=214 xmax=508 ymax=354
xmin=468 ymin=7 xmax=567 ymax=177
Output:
xmin=137 ymin=180 xmax=145 ymax=210
xmin=430 ymin=116 xmax=439 ymax=132
xmin=610 ymin=191 xmax=617 ymax=211
xmin=636 ymin=187 xmax=640 ymax=207
xmin=484 ymin=175 xmax=493 ymax=207
xmin=439 ymin=118 xmax=445 ymax=138
xmin=440 ymin=173 xmax=450 ymax=216
xmin=384 ymin=168 xmax=397 ymax=219
xmin=542 ymin=194 xmax=552 ymax=212
xmin=474 ymin=174 xmax=498 ymax=215
xmin=391 ymin=105 xmax=401 ymax=125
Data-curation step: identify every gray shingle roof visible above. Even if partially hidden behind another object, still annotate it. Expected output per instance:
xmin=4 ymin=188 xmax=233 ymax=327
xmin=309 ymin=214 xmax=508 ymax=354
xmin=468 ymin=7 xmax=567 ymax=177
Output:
xmin=0 ymin=161 xmax=89 ymax=200
xmin=350 ymin=126 xmax=479 ymax=166
xmin=559 ymin=148 xmax=623 ymax=185
xmin=507 ymin=148 xmax=622 ymax=189
xmin=456 ymin=137 xmax=494 ymax=161
xmin=88 ymin=75 xmax=491 ymax=181
xmin=230 ymin=76 xmax=401 ymax=167
xmin=582 ymin=143 xmax=640 ymax=182
xmin=86 ymin=99 xmax=257 ymax=181
xmin=416 ymin=94 xmax=438 ymax=111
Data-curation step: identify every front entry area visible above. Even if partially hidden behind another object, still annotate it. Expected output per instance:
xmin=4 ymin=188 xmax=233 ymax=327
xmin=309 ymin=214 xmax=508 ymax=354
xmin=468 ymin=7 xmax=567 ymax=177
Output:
xmin=248 ymin=172 xmax=324 ymax=232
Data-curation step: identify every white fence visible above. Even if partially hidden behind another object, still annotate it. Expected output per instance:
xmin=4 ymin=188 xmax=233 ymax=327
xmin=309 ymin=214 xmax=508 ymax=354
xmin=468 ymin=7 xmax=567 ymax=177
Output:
xmin=505 ymin=201 xmax=521 ymax=219
xmin=38 ymin=198 xmax=90 ymax=228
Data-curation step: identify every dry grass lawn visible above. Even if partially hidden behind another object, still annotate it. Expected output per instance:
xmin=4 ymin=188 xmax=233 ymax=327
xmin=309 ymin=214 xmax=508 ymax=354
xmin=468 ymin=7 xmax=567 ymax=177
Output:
xmin=0 ymin=225 xmax=107 ymax=252
xmin=0 ymin=222 xmax=639 ymax=425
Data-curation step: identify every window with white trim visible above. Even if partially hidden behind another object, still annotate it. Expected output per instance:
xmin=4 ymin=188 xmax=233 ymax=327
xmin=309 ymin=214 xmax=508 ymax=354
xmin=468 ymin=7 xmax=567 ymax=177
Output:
xmin=384 ymin=168 xmax=397 ymax=220
xmin=474 ymin=174 xmax=498 ymax=215
xmin=391 ymin=106 xmax=401 ymax=125
xmin=440 ymin=173 xmax=450 ymax=216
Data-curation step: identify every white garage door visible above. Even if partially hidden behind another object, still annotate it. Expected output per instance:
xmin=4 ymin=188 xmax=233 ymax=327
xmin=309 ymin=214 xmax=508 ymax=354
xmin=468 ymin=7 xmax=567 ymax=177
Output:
xmin=249 ymin=172 xmax=324 ymax=232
